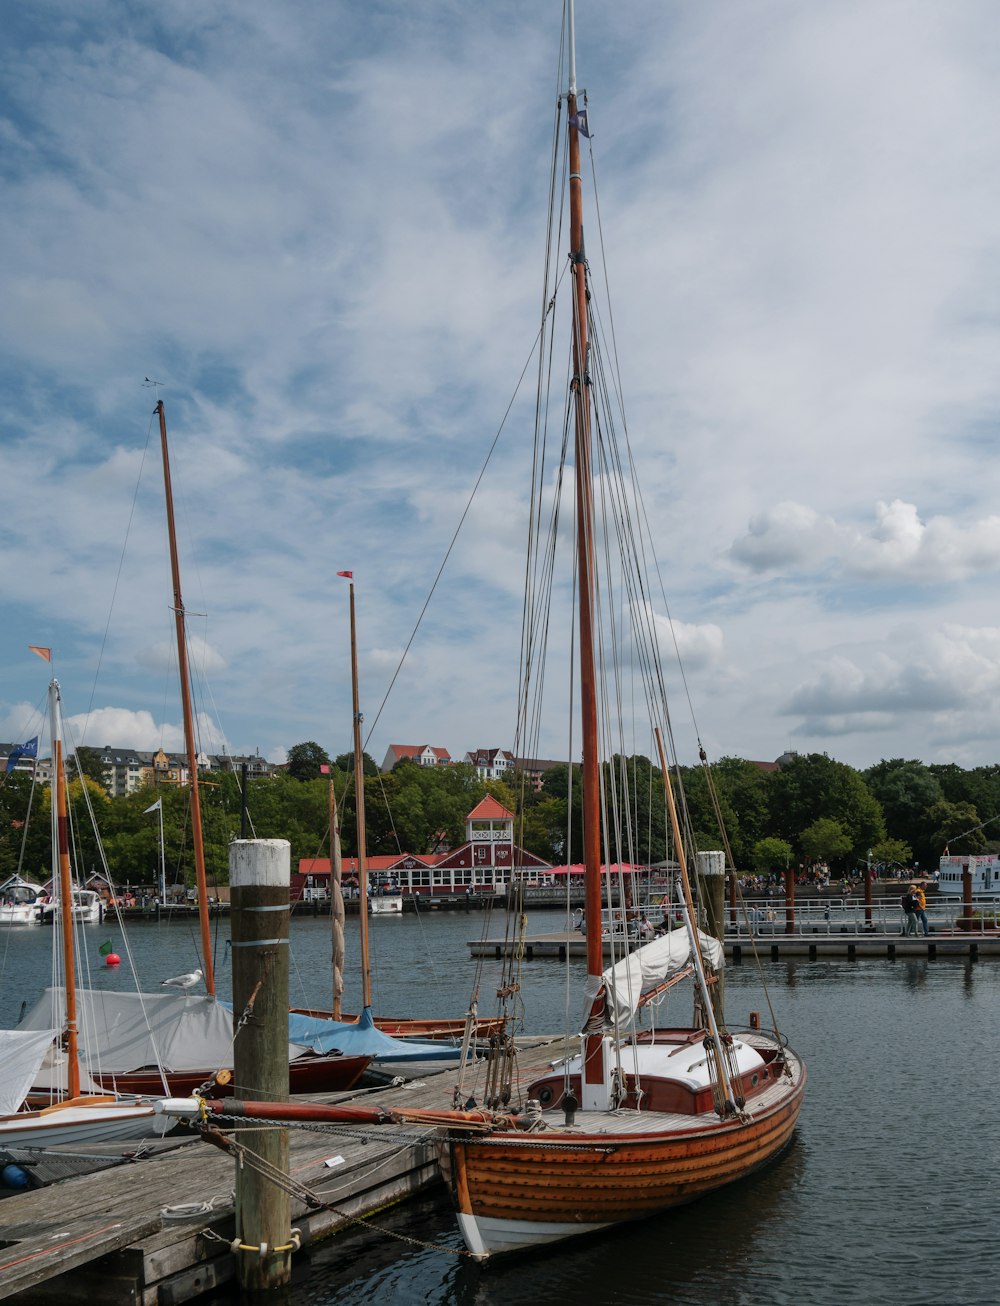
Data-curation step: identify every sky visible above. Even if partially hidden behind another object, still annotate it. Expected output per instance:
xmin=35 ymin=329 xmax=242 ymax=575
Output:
xmin=4 ymin=0 xmax=1000 ymax=774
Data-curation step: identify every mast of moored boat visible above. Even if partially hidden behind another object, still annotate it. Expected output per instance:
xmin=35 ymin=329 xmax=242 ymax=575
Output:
xmin=49 ymin=679 xmax=80 ymax=1099
xmin=155 ymin=400 xmax=216 ymax=998
xmin=566 ymin=1 xmax=608 ymax=1108
xmin=347 ymin=580 xmax=372 ymax=1010
xmin=329 ymin=777 xmax=345 ymax=1020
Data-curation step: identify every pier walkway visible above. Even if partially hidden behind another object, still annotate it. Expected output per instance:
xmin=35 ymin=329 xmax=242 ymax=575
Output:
xmin=0 ymin=1037 xmax=571 ymax=1305
xmin=468 ymin=928 xmax=1000 ymax=962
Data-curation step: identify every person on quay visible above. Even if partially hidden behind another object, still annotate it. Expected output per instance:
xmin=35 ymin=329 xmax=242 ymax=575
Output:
xmin=900 ymin=885 xmax=919 ymax=936
xmin=913 ymin=883 xmax=930 ymax=936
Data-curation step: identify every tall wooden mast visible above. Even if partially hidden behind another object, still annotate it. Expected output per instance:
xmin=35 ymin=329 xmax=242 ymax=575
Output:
xmin=348 ymin=581 xmax=372 ymax=1010
xmin=566 ymin=4 xmax=606 ymax=1092
xmin=49 ymin=679 xmax=80 ymax=1099
xmin=156 ymin=399 xmax=216 ymax=997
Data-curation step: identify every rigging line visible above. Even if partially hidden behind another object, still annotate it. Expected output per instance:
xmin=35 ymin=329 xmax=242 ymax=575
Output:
xmin=82 ymin=405 xmax=158 ymax=740
xmin=585 ymin=115 xmax=629 ymax=436
xmin=363 ymin=279 xmax=564 ymax=751
xmin=517 ymin=77 xmax=568 ymax=758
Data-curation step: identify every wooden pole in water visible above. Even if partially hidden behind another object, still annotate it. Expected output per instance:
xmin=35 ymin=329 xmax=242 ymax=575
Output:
xmin=784 ymin=865 xmax=796 ymax=934
xmin=962 ymin=865 xmax=973 ymax=929
xmin=230 ymin=838 xmax=292 ymax=1293
xmin=697 ymin=851 xmax=726 ymax=1018
xmin=329 ymin=780 xmax=345 ymax=1020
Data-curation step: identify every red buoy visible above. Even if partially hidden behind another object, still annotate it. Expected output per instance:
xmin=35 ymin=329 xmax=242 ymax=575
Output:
xmin=105 ymin=953 xmax=121 ymax=967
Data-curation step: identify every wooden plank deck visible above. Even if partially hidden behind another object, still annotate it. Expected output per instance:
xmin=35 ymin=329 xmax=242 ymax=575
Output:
xmin=0 ymin=1036 xmax=574 ymax=1305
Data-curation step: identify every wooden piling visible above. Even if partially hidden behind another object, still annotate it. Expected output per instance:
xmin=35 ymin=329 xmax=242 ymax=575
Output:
xmin=229 ymin=838 xmax=293 ymax=1294
xmin=697 ymin=851 xmax=726 ymax=1015
xmin=784 ymin=866 xmax=796 ymax=934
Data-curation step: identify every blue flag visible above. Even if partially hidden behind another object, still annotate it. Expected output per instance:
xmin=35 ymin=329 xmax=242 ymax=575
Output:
xmin=5 ymin=737 xmax=38 ymax=773
xmin=568 ymin=109 xmax=590 ymax=138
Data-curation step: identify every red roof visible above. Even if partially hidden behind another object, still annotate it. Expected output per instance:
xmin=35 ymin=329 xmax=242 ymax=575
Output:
xmin=388 ymin=744 xmax=452 ymax=762
xmin=467 ymin=795 xmax=515 ymax=821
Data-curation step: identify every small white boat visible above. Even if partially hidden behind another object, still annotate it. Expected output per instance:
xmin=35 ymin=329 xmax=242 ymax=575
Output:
xmin=370 ymin=893 xmax=403 ymax=915
xmin=0 ymin=1027 xmax=163 ymax=1149
xmin=38 ymin=888 xmax=104 ymax=925
xmin=0 ymin=875 xmax=42 ymax=925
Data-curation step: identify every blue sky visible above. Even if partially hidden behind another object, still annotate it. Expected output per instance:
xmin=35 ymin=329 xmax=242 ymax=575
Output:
xmin=4 ymin=0 xmax=1000 ymax=772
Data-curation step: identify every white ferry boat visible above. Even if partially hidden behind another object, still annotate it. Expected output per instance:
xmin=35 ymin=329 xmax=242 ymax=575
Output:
xmin=937 ymin=853 xmax=1000 ymax=896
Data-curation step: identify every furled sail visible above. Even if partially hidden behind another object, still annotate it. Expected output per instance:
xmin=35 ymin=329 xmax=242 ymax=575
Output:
xmin=596 ymin=930 xmax=725 ymax=1029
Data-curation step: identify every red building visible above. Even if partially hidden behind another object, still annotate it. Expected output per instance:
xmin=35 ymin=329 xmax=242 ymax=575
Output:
xmin=293 ymin=796 xmax=551 ymax=899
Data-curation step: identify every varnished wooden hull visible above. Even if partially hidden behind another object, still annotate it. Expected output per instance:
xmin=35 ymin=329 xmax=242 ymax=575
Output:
xmin=91 ymin=1052 xmax=371 ymax=1098
xmin=443 ymin=1051 xmax=805 ymax=1259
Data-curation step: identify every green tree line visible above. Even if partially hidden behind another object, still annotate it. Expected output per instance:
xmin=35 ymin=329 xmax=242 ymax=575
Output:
xmin=2 ymin=745 xmax=997 ymax=889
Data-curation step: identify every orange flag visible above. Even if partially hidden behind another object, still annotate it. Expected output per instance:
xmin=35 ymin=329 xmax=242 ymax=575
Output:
xmin=28 ymin=646 xmax=52 ymax=662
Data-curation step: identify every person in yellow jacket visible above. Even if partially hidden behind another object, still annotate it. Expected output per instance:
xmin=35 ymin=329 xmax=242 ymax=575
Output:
xmin=914 ymin=884 xmax=929 ymax=937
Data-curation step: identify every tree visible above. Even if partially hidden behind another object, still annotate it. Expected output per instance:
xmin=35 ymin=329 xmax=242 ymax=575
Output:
xmin=285 ymin=741 xmax=332 ymax=782
xmin=682 ymin=757 xmax=771 ymax=868
xmin=752 ymin=837 xmax=793 ymax=874
xmin=799 ymin=817 xmax=852 ymax=865
xmin=927 ymin=800 xmax=985 ymax=858
xmin=71 ymin=745 xmax=109 ymax=791
xmin=769 ymin=753 xmax=885 ymax=862
xmin=870 ymin=837 xmax=912 ymax=869
xmin=333 ymin=751 xmax=379 ymax=777
xmin=863 ymin=759 xmax=943 ymax=869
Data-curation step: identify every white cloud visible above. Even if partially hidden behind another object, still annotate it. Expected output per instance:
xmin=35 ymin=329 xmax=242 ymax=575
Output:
xmin=730 ymin=499 xmax=1000 ymax=585
xmin=5 ymin=2 xmax=1000 ymax=772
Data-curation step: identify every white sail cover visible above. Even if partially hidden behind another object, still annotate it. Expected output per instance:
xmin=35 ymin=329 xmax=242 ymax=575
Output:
xmin=598 ymin=930 xmax=725 ymax=1029
xmin=0 ymin=1027 xmax=59 ymax=1114
xmin=19 ymin=987 xmax=306 ymax=1074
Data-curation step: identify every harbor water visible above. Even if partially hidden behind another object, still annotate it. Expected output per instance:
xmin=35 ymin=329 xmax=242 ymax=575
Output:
xmin=1 ymin=907 xmax=996 ymax=1305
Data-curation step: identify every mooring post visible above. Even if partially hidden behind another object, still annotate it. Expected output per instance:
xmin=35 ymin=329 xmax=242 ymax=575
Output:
xmin=230 ymin=838 xmax=293 ymax=1294
xmin=784 ymin=866 xmax=796 ymax=934
xmin=962 ymin=866 xmax=973 ymax=930
xmin=697 ymin=851 xmax=726 ymax=1017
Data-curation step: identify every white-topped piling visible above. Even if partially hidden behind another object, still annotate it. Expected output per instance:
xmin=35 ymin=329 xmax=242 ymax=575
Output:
xmin=229 ymin=838 xmax=293 ymax=1293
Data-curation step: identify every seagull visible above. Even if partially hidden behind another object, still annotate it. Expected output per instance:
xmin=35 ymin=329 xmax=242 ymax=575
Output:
xmin=161 ymin=968 xmax=204 ymax=989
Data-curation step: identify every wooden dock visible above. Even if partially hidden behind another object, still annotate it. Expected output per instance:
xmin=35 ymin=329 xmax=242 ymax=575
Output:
xmin=0 ymin=1037 xmax=573 ymax=1305
xmin=469 ymin=929 xmax=1000 ymax=962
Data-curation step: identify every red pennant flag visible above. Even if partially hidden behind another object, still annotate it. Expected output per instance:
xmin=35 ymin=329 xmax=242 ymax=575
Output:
xmin=29 ymin=646 xmax=52 ymax=662
xmin=336 ymin=571 xmax=353 ymax=579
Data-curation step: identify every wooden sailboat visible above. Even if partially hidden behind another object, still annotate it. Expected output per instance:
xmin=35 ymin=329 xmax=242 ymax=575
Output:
xmin=0 ymin=677 xmax=163 ymax=1149
xmin=434 ymin=3 xmax=805 ymax=1258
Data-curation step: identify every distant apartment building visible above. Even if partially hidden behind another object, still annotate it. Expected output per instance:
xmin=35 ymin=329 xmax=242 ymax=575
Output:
xmin=465 ymin=748 xmax=515 ymax=782
xmin=0 ymin=743 xmax=39 ymax=777
xmin=381 ymin=744 xmax=453 ymax=772
xmin=86 ymin=747 xmax=275 ymax=795
xmin=515 ymin=756 xmax=564 ymax=792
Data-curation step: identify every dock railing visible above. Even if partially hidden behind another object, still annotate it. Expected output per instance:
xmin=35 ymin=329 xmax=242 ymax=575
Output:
xmin=729 ymin=895 xmax=1000 ymax=937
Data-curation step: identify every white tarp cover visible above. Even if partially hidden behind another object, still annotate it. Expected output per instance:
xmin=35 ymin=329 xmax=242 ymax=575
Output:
xmin=19 ymin=988 xmax=305 ymax=1074
xmin=595 ymin=930 xmax=725 ymax=1029
xmin=0 ymin=1027 xmax=59 ymax=1114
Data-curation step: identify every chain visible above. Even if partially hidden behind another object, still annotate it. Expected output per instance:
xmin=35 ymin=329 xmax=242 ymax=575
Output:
xmin=197 ymin=1126 xmax=473 ymax=1259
